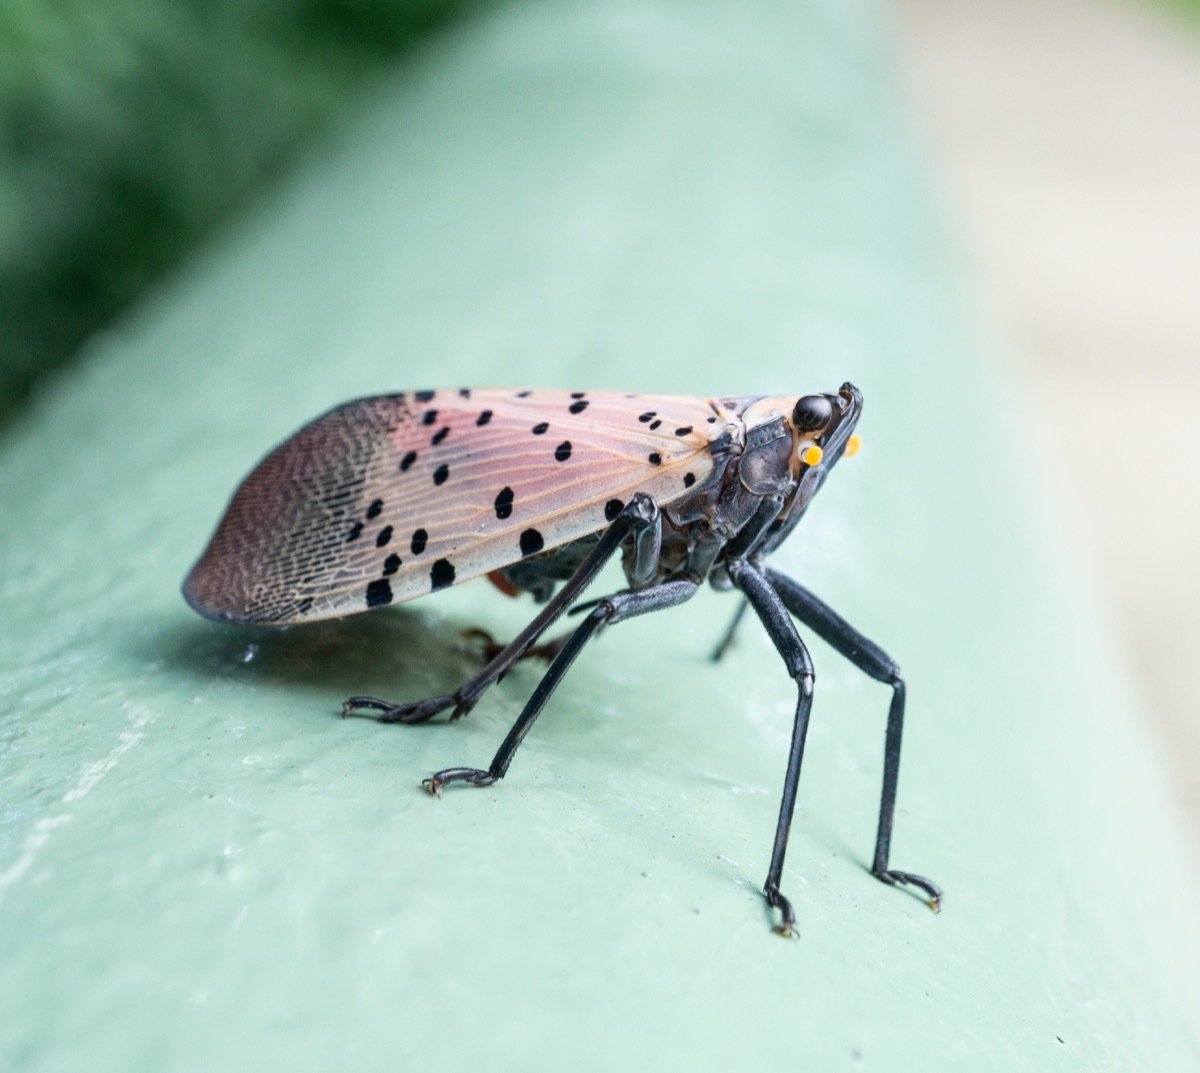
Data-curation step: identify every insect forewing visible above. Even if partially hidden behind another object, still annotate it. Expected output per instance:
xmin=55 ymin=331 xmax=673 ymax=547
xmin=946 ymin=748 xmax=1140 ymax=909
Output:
xmin=184 ymin=390 xmax=725 ymax=624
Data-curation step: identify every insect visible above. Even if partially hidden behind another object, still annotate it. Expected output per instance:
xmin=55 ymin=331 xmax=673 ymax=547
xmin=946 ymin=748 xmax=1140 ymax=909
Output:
xmin=184 ymin=384 xmax=940 ymax=935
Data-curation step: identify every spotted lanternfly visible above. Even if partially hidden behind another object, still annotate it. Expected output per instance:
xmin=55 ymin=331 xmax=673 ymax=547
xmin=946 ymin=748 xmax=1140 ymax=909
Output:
xmin=184 ymin=384 xmax=940 ymax=935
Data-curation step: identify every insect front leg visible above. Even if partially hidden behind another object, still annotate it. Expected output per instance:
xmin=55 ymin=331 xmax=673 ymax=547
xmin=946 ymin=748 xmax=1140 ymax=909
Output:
xmin=708 ymin=495 xmax=785 ymax=663
xmin=764 ymin=567 xmax=941 ymax=910
xmin=725 ymin=559 xmax=816 ymax=938
xmin=342 ymin=495 xmax=661 ymax=725
xmin=423 ymin=577 xmax=699 ymax=794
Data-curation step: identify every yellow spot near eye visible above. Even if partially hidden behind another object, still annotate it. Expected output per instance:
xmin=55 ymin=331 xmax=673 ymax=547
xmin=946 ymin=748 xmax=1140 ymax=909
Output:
xmin=801 ymin=445 xmax=823 ymax=466
xmin=845 ymin=435 xmax=862 ymax=458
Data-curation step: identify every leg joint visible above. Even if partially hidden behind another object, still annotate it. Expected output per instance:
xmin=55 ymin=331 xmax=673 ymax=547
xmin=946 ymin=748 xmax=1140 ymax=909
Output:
xmin=591 ymin=599 xmax=619 ymax=623
xmin=725 ymin=556 xmax=749 ymax=582
xmin=624 ymin=492 xmax=659 ymax=528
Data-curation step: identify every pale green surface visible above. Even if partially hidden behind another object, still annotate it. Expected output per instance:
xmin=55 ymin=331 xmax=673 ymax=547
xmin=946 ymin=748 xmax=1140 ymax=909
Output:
xmin=2 ymin=1 xmax=1198 ymax=1070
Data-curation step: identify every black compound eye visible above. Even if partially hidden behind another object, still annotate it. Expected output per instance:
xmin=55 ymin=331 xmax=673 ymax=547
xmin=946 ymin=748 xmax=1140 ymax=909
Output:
xmin=792 ymin=395 xmax=833 ymax=432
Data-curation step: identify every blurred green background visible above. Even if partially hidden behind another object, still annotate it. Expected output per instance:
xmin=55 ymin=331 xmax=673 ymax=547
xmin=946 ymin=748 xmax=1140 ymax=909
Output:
xmin=0 ymin=0 xmax=485 ymax=419
xmin=1 ymin=0 xmax=1197 ymax=422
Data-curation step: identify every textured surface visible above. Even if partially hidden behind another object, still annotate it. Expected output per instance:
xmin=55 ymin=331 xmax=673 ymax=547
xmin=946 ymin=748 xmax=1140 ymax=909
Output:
xmin=2 ymin=0 xmax=1199 ymax=1070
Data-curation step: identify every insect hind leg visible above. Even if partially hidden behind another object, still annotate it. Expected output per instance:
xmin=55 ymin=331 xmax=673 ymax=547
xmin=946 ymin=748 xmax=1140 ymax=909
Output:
xmin=341 ymin=494 xmax=662 ymax=725
xmin=424 ymin=577 xmax=699 ymax=794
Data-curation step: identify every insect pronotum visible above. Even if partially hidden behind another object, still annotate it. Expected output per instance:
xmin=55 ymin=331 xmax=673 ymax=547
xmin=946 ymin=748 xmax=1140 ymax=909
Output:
xmin=184 ymin=384 xmax=940 ymax=935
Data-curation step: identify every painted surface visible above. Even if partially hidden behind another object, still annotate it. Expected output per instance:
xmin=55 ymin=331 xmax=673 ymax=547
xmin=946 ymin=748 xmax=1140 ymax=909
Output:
xmin=1 ymin=0 xmax=1197 ymax=1069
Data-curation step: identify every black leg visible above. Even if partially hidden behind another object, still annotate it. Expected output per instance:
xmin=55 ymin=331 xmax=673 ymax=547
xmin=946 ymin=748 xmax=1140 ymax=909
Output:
xmin=627 ymin=501 xmax=663 ymax=586
xmin=710 ymin=598 xmax=748 ymax=662
xmin=424 ymin=578 xmax=700 ymax=793
xmin=342 ymin=495 xmax=661 ymax=724
xmin=709 ymin=496 xmax=785 ymax=663
xmin=722 ymin=494 xmax=785 ymax=560
xmin=764 ymin=567 xmax=941 ymax=910
xmin=726 ymin=560 xmax=815 ymax=938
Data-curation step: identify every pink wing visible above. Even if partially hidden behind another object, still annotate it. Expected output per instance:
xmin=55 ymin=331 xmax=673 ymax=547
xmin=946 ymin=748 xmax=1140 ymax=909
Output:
xmin=184 ymin=389 xmax=729 ymax=624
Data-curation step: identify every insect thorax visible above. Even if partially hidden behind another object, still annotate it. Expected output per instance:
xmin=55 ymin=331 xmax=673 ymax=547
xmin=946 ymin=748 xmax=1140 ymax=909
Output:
xmin=490 ymin=409 xmax=810 ymax=602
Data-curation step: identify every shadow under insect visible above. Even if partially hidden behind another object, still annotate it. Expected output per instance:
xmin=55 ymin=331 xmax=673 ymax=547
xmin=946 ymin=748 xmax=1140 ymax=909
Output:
xmin=163 ymin=602 xmax=507 ymax=712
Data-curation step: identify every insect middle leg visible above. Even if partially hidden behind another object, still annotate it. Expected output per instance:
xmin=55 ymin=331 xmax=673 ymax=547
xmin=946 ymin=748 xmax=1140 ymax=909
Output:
xmin=725 ymin=559 xmax=817 ymax=938
xmin=342 ymin=495 xmax=662 ymax=724
xmin=423 ymin=577 xmax=700 ymax=794
xmin=764 ymin=567 xmax=941 ymax=910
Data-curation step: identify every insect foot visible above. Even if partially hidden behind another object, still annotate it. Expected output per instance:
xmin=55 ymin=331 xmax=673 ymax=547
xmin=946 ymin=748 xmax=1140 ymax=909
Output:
xmin=873 ymin=869 xmax=943 ymax=912
xmin=461 ymin=628 xmax=567 ymax=665
xmin=422 ymin=767 xmax=498 ymax=796
xmin=765 ymin=885 xmax=800 ymax=939
xmin=462 ymin=628 xmax=509 ymax=662
xmin=341 ymin=692 xmax=464 ymax=724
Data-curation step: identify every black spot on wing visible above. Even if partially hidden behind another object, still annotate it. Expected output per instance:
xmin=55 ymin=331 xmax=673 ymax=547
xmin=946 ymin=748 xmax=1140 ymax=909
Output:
xmin=415 ymin=390 xmax=436 ymax=403
xmin=555 ymin=441 xmax=572 ymax=462
xmin=431 ymin=426 xmax=450 ymax=445
xmin=648 ymin=452 xmax=662 ymax=466
xmin=366 ymin=579 xmax=393 ymax=608
xmin=411 ymin=528 xmax=428 ymax=555
xmin=423 ymin=410 xmax=438 ymax=426
xmin=400 ymin=450 xmax=417 ymax=471
xmin=477 ymin=410 xmax=493 ymax=426
xmin=494 ymin=487 xmax=514 ymax=520
xmin=568 ymin=399 xmax=589 ymax=414
xmin=347 ymin=521 xmax=364 ymax=542
xmin=366 ymin=498 xmax=384 ymax=519
xmin=684 ymin=472 xmax=696 ymax=487
xmin=532 ymin=422 xmax=549 ymax=435
xmin=430 ymin=559 xmax=456 ymax=590
xmin=520 ymin=528 xmax=545 ymax=557
xmin=383 ymin=554 xmax=401 ymax=575
xmin=433 ymin=463 xmax=449 ymax=486
xmin=375 ymin=526 xmax=393 ymax=548
xmin=604 ymin=499 xmax=623 ymax=521
xmin=638 ymin=412 xmax=656 ymax=423
xmin=709 ymin=428 xmax=737 ymax=459
xmin=675 ymin=426 xmax=693 ymax=436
